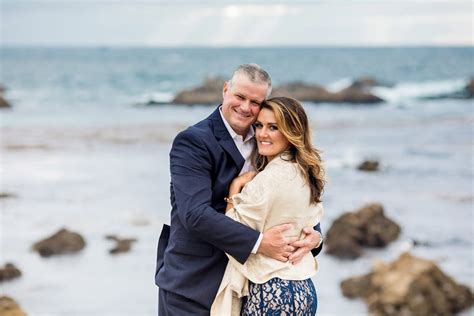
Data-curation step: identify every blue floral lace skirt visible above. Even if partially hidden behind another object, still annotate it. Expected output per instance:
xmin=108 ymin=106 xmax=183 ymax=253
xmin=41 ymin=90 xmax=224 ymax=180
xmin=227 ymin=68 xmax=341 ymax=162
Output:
xmin=240 ymin=277 xmax=317 ymax=315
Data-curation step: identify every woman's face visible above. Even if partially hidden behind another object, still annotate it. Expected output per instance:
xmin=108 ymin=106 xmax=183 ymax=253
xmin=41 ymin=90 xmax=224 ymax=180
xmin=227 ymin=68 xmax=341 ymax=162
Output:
xmin=255 ymin=108 xmax=290 ymax=161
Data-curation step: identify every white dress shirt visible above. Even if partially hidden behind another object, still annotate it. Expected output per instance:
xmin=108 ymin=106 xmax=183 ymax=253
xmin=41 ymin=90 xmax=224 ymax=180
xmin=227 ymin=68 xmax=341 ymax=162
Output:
xmin=219 ymin=107 xmax=263 ymax=253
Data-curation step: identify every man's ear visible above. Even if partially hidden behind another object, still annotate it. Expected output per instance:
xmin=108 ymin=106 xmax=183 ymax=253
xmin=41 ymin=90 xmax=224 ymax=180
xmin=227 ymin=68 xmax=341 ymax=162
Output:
xmin=223 ymin=81 xmax=229 ymax=98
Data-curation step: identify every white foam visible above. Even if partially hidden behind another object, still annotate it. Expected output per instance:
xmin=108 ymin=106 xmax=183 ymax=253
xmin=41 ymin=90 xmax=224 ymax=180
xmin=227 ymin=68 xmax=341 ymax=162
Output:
xmin=138 ymin=91 xmax=174 ymax=104
xmin=325 ymin=77 xmax=352 ymax=93
xmin=372 ymin=78 xmax=467 ymax=104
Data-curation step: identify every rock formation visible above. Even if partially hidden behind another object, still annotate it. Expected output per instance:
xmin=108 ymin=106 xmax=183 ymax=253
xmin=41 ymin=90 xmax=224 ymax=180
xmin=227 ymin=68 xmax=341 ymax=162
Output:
xmin=357 ymin=160 xmax=380 ymax=172
xmin=341 ymin=252 xmax=474 ymax=315
xmin=0 ymin=296 xmax=27 ymax=316
xmin=0 ymin=84 xmax=12 ymax=109
xmin=270 ymin=80 xmax=383 ymax=104
xmin=154 ymin=76 xmax=385 ymax=106
xmin=325 ymin=203 xmax=401 ymax=259
xmin=105 ymin=235 xmax=137 ymax=254
xmin=172 ymin=76 xmax=225 ymax=105
xmin=32 ymin=228 xmax=86 ymax=257
xmin=465 ymin=77 xmax=474 ymax=98
xmin=0 ymin=263 xmax=21 ymax=282
xmin=0 ymin=192 xmax=17 ymax=199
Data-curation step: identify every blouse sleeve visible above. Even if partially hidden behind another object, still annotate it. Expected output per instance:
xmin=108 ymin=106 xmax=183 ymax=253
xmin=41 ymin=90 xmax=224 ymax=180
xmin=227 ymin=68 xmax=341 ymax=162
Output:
xmin=226 ymin=171 xmax=279 ymax=233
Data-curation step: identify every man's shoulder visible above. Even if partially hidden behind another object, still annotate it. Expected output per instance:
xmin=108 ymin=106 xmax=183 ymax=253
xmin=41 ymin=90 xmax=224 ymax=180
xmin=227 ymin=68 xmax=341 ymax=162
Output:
xmin=176 ymin=107 xmax=219 ymax=139
xmin=177 ymin=121 xmax=212 ymax=140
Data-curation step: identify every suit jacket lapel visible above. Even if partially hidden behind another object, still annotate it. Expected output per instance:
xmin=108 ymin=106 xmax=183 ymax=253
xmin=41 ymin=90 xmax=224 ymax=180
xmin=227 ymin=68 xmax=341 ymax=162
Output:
xmin=209 ymin=106 xmax=245 ymax=171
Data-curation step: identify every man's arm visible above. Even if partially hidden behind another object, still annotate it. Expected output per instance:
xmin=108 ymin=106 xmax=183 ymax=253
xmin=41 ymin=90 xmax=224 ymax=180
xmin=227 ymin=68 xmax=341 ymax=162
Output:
xmin=171 ymin=130 xmax=260 ymax=263
xmin=171 ymin=130 xmax=292 ymax=264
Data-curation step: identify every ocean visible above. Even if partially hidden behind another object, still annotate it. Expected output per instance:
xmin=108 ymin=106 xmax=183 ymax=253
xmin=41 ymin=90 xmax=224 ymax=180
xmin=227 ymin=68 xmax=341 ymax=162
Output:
xmin=1 ymin=47 xmax=473 ymax=315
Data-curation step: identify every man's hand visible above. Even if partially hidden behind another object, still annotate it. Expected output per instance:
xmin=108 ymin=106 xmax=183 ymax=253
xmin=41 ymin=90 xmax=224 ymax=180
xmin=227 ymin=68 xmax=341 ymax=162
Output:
xmin=258 ymin=223 xmax=298 ymax=262
xmin=288 ymin=226 xmax=321 ymax=264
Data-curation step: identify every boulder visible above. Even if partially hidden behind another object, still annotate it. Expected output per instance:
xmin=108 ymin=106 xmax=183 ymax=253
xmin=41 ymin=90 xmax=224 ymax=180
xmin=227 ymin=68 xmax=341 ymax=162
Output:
xmin=332 ymin=86 xmax=384 ymax=104
xmin=169 ymin=76 xmax=385 ymax=105
xmin=172 ymin=76 xmax=225 ymax=105
xmin=105 ymin=235 xmax=137 ymax=255
xmin=325 ymin=203 xmax=401 ymax=259
xmin=349 ymin=77 xmax=380 ymax=89
xmin=271 ymin=81 xmax=383 ymax=104
xmin=0 ymin=97 xmax=11 ymax=109
xmin=0 ymin=192 xmax=17 ymax=199
xmin=0 ymin=296 xmax=27 ymax=316
xmin=0 ymin=263 xmax=21 ymax=282
xmin=32 ymin=228 xmax=86 ymax=257
xmin=465 ymin=77 xmax=474 ymax=98
xmin=341 ymin=253 xmax=474 ymax=315
xmin=357 ymin=160 xmax=380 ymax=172
xmin=270 ymin=82 xmax=333 ymax=102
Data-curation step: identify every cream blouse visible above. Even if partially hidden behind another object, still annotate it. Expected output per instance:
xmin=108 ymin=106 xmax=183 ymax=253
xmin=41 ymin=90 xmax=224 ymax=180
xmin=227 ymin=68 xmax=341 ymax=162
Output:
xmin=211 ymin=155 xmax=324 ymax=315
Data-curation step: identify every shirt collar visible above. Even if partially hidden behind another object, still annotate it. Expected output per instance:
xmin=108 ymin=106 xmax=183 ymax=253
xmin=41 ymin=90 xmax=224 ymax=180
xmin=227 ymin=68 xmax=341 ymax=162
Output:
xmin=219 ymin=106 xmax=255 ymax=142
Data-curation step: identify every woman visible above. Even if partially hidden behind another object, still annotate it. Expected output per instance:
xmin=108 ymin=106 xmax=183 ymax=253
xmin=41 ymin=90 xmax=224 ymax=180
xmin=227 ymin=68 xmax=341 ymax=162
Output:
xmin=211 ymin=96 xmax=325 ymax=315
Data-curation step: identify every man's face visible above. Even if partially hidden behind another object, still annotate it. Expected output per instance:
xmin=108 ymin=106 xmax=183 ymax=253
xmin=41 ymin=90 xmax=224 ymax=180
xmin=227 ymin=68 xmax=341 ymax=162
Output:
xmin=221 ymin=74 xmax=268 ymax=136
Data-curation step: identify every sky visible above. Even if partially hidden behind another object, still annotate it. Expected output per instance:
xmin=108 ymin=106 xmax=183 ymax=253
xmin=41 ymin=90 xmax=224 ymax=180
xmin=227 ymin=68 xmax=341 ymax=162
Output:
xmin=1 ymin=0 xmax=473 ymax=47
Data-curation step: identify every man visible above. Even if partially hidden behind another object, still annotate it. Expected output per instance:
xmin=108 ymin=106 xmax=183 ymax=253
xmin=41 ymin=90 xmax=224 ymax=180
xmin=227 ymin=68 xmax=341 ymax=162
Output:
xmin=155 ymin=64 xmax=323 ymax=315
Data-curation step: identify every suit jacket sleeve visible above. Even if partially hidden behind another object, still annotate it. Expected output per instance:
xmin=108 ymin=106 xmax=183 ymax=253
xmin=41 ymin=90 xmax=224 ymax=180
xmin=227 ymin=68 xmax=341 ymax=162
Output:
xmin=311 ymin=222 xmax=323 ymax=257
xmin=170 ymin=129 xmax=260 ymax=264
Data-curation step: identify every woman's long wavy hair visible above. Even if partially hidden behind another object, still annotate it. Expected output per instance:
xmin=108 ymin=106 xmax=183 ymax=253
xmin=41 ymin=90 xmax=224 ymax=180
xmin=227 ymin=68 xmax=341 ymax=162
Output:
xmin=252 ymin=96 xmax=325 ymax=204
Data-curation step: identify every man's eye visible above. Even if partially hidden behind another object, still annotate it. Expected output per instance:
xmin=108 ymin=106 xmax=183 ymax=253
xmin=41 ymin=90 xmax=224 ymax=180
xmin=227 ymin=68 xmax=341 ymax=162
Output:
xmin=236 ymin=95 xmax=244 ymax=100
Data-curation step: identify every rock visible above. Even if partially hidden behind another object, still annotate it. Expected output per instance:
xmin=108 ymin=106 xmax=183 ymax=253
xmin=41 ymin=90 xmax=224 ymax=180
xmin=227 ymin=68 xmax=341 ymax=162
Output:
xmin=32 ymin=228 xmax=86 ymax=257
xmin=357 ymin=160 xmax=380 ymax=171
xmin=0 ymin=296 xmax=27 ymax=316
xmin=0 ymin=96 xmax=11 ymax=109
xmin=169 ymin=77 xmax=385 ymax=105
xmin=349 ymin=77 xmax=380 ymax=89
xmin=0 ymin=85 xmax=12 ymax=109
xmin=332 ymin=86 xmax=384 ymax=104
xmin=465 ymin=77 xmax=474 ymax=98
xmin=271 ymin=82 xmax=333 ymax=102
xmin=325 ymin=203 xmax=401 ymax=259
xmin=172 ymin=76 xmax=225 ymax=105
xmin=0 ymin=263 xmax=22 ymax=282
xmin=341 ymin=273 xmax=374 ymax=298
xmin=105 ymin=235 xmax=137 ymax=255
xmin=349 ymin=76 xmax=393 ymax=90
xmin=271 ymin=81 xmax=384 ymax=104
xmin=0 ymin=192 xmax=17 ymax=199
xmin=341 ymin=253 xmax=474 ymax=315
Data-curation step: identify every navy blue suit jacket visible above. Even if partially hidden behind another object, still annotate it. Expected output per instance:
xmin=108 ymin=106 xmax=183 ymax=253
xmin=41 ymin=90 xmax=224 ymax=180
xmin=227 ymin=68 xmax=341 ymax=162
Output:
xmin=155 ymin=107 xmax=322 ymax=309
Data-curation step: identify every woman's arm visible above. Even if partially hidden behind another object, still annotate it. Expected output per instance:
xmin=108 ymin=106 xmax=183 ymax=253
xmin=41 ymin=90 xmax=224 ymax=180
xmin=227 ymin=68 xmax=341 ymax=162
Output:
xmin=225 ymin=171 xmax=257 ymax=212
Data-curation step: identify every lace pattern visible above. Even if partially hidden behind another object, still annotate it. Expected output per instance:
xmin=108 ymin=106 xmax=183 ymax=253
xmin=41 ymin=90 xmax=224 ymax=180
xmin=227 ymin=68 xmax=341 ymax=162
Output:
xmin=240 ymin=277 xmax=317 ymax=315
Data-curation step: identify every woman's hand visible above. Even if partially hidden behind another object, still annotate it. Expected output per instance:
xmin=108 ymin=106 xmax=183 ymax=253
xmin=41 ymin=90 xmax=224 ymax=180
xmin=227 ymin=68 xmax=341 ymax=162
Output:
xmin=225 ymin=171 xmax=257 ymax=213
xmin=229 ymin=171 xmax=257 ymax=195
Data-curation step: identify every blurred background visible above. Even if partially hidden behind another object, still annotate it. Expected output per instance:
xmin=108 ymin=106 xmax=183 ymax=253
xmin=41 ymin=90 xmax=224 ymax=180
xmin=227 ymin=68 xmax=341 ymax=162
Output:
xmin=1 ymin=0 xmax=473 ymax=315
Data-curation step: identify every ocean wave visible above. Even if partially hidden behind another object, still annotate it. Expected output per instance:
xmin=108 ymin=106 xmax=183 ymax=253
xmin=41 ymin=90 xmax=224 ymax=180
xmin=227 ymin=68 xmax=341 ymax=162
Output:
xmin=325 ymin=77 xmax=352 ymax=93
xmin=136 ymin=91 xmax=174 ymax=105
xmin=371 ymin=78 xmax=469 ymax=104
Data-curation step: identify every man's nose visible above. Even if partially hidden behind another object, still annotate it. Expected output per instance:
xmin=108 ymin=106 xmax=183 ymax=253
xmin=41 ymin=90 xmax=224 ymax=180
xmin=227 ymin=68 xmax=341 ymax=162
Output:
xmin=240 ymin=100 xmax=250 ymax=112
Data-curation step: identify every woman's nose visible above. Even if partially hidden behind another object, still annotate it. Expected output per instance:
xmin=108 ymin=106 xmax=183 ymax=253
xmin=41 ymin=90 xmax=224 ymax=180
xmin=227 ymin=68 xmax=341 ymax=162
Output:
xmin=259 ymin=127 xmax=269 ymax=137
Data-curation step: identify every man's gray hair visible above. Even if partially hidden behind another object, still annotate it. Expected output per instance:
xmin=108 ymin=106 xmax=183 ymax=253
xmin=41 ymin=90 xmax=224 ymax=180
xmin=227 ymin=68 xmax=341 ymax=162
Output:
xmin=228 ymin=63 xmax=272 ymax=99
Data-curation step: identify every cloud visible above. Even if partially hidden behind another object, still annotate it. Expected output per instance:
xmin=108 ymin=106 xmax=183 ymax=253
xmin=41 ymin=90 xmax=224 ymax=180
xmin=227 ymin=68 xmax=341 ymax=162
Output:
xmin=223 ymin=4 xmax=300 ymax=18
xmin=1 ymin=1 xmax=472 ymax=46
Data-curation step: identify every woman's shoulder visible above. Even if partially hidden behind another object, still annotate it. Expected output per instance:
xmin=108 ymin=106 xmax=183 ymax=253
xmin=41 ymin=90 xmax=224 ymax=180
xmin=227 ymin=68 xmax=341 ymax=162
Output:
xmin=261 ymin=156 xmax=300 ymax=182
